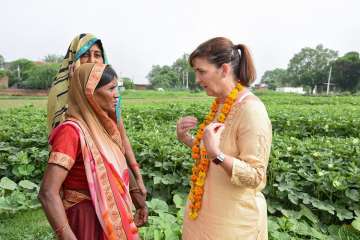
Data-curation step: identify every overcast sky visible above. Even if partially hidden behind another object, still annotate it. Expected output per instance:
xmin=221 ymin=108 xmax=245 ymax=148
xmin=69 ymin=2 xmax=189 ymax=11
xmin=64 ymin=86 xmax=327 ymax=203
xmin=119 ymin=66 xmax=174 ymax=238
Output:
xmin=1 ymin=0 xmax=359 ymax=84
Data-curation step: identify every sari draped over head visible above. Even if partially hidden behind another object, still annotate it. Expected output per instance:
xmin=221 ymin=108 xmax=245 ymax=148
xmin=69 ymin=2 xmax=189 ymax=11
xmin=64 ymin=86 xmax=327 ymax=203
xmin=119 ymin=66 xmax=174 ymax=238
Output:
xmin=47 ymin=33 xmax=109 ymax=131
xmin=49 ymin=63 xmax=138 ymax=240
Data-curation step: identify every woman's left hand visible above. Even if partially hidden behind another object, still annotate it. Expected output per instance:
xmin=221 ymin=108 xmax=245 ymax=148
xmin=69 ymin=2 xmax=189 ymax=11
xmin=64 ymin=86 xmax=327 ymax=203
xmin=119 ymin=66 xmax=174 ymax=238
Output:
xmin=202 ymin=123 xmax=225 ymax=160
xmin=134 ymin=206 xmax=148 ymax=227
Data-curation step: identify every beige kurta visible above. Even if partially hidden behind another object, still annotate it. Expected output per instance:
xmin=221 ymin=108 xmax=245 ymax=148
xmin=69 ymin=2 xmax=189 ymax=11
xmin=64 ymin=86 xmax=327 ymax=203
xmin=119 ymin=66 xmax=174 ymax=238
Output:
xmin=182 ymin=93 xmax=272 ymax=240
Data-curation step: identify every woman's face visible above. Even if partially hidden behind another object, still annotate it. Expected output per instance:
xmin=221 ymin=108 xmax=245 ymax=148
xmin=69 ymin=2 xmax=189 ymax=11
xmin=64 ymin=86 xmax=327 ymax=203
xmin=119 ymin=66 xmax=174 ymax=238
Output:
xmin=93 ymin=78 xmax=119 ymax=115
xmin=80 ymin=44 xmax=104 ymax=64
xmin=192 ymin=57 xmax=224 ymax=97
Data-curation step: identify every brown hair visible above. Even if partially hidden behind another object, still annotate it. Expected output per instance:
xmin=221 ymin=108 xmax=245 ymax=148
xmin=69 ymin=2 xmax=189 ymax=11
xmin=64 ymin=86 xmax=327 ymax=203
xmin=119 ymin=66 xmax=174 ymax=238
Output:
xmin=189 ymin=37 xmax=256 ymax=86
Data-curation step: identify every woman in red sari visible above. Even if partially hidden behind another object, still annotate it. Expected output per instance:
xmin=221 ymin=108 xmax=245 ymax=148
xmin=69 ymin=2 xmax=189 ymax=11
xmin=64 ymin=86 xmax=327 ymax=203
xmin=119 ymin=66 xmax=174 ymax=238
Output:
xmin=39 ymin=63 xmax=140 ymax=240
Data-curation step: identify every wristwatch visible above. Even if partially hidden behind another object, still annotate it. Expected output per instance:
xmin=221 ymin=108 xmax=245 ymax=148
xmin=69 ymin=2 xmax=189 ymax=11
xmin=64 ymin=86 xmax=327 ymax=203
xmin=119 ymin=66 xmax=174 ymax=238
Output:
xmin=212 ymin=152 xmax=225 ymax=165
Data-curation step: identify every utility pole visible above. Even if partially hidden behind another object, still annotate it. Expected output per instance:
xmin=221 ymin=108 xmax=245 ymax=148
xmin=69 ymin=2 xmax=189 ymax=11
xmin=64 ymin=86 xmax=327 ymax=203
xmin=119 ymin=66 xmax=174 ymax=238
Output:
xmin=326 ymin=65 xmax=332 ymax=95
xmin=186 ymin=71 xmax=189 ymax=89
xmin=182 ymin=70 xmax=184 ymax=87
xmin=17 ymin=65 xmax=21 ymax=80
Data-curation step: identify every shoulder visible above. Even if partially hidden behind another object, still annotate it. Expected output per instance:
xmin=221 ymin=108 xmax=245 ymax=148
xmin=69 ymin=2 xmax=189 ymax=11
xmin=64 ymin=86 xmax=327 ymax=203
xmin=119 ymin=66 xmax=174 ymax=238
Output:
xmin=232 ymin=94 xmax=268 ymax=118
xmin=50 ymin=122 xmax=80 ymax=145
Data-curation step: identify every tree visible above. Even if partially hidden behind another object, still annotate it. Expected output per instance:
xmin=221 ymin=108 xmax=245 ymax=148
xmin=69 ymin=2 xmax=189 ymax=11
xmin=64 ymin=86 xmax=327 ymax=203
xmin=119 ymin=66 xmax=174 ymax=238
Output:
xmin=8 ymin=59 xmax=35 ymax=87
xmin=287 ymin=44 xmax=338 ymax=94
xmin=43 ymin=54 xmax=64 ymax=63
xmin=21 ymin=63 xmax=59 ymax=89
xmin=171 ymin=54 xmax=197 ymax=89
xmin=147 ymin=65 xmax=178 ymax=89
xmin=146 ymin=54 xmax=199 ymax=90
xmin=260 ymin=68 xmax=289 ymax=90
xmin=0 ymin=54 xmax=5 ymax=69
xmin=122 ymin=77 xmax=135 ymax=90
xmin=332 ymin=52 xmax=360 ymax=93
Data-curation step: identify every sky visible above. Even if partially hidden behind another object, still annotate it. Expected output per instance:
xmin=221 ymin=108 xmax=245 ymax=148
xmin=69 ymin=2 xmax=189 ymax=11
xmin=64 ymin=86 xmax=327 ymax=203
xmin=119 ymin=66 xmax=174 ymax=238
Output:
xmin=1 ymin=0 xmax=359 ymax=84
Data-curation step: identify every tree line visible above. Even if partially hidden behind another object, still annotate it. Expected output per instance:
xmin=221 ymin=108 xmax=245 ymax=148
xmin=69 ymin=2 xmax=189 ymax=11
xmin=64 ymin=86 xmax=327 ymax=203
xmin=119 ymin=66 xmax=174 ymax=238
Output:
xmin=1 ymin=44 xmax=359 ymax=92
xmin=261 ymin=45 xmax=360 ymax=93
xmin=0 ymin=54 xmax=63 ymax=89
xmin=0 ymin=54 xmax=136 ymax=90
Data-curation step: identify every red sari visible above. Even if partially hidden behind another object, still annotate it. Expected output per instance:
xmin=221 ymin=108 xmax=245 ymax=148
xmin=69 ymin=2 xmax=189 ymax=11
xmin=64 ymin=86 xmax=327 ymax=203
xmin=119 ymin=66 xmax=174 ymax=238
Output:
xmin=47 ymin=63 xmax=139 ymax=240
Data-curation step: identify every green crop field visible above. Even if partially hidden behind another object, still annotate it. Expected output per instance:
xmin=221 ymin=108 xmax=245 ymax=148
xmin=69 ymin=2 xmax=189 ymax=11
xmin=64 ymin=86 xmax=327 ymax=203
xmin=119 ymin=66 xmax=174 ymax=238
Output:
xmin=0 ymin=90 xmax=359 ymax=240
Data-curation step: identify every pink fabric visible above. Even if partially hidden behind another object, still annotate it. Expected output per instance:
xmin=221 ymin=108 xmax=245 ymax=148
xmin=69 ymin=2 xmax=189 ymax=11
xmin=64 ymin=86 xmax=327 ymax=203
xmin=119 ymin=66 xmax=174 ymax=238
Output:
xmin=51 ymin=120 xmax=138 ymax=240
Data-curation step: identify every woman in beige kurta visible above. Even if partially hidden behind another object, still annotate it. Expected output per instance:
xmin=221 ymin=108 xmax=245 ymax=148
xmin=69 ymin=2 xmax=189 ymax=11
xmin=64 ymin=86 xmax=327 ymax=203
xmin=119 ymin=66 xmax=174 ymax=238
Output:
xmin=177 ymin=37 xmax=272 ymax=240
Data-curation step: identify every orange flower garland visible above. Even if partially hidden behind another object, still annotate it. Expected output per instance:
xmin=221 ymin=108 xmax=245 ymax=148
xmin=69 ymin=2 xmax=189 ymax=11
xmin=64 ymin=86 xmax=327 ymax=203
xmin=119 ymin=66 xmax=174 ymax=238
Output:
xmin=188 ymin=83 xmax=244 ymax=220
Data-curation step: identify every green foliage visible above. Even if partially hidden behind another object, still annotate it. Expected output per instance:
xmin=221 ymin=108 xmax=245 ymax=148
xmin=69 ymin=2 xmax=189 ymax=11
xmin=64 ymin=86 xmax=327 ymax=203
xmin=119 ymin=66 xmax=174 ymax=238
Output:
xmin=8 ymin=59 xmax=35 ymax=87
xmin=287 ymin=44 xmax=338 ymax=93
xmin=333 ymin=51 xmax=360 ymax=93
xmin=123 ymin=77 xmax=135 ymax=90
xmin=0 ymin=54 xmax=4 ymax=68
xmin=0 ymin=209 xmax=54 ymax=240
xmin=0 ymin=69 xmax=8 ymax=79
xmin=261 ymin=68 xmax=289 ymax=90
xmin=0 ymin=92 xmax=360 ymax=239
xmin=140 ymin=194 xmax=185 ymax=240
xmin=0 ymin=177 xmax=40 ymax=215
xmin=147 ymin=65 xmax=179 ymax=89
xmin=147 ymin=54 xmax=197 ymax=90
xmin=5 ymin=58 xmax=60 ymax=89
xmin=21 ymin=63 xmax=60 ymax=89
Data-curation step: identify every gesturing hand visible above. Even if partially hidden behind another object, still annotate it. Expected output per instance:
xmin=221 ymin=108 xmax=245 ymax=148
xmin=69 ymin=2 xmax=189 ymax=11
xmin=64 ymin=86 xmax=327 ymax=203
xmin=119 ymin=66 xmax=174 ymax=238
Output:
xmin=202 ymin=123 xmax=225 ymax=160
xmin=176 ymin=116 xmax=198 ymax=143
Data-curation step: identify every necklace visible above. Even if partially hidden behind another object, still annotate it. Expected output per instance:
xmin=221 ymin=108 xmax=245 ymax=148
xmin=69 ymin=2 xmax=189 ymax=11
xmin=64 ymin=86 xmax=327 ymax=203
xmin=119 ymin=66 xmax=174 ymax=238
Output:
xmin=188 ymin=83 xmax=244 ymax=220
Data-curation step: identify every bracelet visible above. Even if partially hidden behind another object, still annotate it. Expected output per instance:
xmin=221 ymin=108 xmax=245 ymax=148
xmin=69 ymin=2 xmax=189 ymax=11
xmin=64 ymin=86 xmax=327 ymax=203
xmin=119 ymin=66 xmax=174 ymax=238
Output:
xmin=54 ymin=223 xmax=69 ymax=237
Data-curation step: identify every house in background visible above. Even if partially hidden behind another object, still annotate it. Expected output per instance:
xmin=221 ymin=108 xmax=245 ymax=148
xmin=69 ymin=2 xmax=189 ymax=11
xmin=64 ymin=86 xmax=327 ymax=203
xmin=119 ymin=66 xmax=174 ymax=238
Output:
xmin=134 ymin=84 xmax=150 ymax=90
xmin=254 ymin=83 xmax=268 ymax=90
xmin=276 ymin=87 xmax=306 ymax=94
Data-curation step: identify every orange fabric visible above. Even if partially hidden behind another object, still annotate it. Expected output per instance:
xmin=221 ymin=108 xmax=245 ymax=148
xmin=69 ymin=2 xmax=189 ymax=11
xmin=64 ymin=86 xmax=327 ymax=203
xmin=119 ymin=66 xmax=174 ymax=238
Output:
xmin=62 ymin=189 xmax=91 ymax=210
xmin=57 ymin=63 xmax=137 ymax=239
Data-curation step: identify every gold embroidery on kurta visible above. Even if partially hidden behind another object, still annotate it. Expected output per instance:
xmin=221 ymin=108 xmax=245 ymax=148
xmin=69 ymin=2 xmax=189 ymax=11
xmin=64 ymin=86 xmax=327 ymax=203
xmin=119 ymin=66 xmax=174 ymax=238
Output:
xmin=48 ymin=152 xmax=75 ymax=170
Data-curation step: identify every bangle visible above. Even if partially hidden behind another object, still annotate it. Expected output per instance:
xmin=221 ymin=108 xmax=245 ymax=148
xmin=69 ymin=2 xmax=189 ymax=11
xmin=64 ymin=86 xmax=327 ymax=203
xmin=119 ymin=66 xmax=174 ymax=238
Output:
xmin=55 ymin=223 xmax=68 ymax=237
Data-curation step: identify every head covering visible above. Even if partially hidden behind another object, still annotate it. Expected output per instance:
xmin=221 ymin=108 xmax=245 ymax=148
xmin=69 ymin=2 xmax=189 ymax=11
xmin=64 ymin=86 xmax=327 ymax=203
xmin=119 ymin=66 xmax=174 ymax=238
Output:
xmin=47 ymin=33 xmax=109 ymax=131
xmin=50 ymin=63 xmax=138 ymax=239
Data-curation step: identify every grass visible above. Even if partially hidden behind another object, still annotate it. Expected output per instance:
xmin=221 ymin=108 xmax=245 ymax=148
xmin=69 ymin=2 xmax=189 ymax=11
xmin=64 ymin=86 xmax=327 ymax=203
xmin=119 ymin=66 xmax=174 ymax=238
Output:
xmin=0 ymin=209 xmax=53 ymax=240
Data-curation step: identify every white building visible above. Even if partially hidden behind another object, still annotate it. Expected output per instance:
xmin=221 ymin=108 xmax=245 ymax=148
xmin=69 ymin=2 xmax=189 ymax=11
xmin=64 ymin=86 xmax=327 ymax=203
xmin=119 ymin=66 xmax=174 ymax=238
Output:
xmin=276 ymin=87 xmax=306 ymax=94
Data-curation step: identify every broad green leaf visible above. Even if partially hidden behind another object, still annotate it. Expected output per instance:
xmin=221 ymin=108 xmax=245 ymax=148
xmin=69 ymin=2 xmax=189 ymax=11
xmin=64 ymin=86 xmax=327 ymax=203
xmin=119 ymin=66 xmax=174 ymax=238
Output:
xmin=0 ymin=177 xmax=17 ymax=190
xmin=300 ymin=204 xmax=319 ymax=224
xmin=351 ymin=216 xmax=360 ymax=231
xmin=336 ymin=207 xmax=354 ymax=221
xmin=18 ymin=180 xmax=38 ymax=190
xmin=173 ymin=194 xmax=184 ymax=209
xmin=148 ymin=198 xmax=169 ymax=214
xmin=164 ymin=227 xmax=179 ymax=240
xmin=345 ymin=189 xmax=360 ymax=202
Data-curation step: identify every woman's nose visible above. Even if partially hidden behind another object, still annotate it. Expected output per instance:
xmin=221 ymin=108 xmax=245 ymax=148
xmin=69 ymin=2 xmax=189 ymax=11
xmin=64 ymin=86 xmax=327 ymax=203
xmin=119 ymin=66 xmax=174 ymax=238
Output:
xmin=88 ymin=55 xmax=95 ymax=63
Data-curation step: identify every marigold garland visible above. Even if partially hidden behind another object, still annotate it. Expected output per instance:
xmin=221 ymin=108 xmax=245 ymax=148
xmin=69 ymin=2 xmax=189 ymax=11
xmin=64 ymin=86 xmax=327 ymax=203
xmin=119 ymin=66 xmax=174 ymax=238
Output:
xmin=188 ymin=83 xmax=244 ymax=220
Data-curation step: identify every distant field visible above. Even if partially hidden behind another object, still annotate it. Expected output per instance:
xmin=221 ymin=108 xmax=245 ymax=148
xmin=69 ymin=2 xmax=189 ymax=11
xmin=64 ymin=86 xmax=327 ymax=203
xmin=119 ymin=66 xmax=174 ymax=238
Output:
xmin=0 ymin=90 xmax=211 ymax=109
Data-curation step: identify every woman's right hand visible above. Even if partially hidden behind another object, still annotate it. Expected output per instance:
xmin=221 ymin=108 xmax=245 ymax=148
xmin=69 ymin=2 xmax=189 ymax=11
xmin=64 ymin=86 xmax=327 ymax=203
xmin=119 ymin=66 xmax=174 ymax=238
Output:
xmin=176 ymin=116 xmax=198 ymax=143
